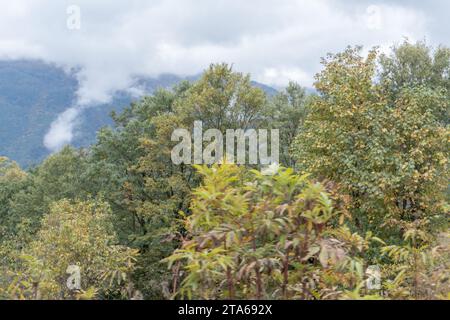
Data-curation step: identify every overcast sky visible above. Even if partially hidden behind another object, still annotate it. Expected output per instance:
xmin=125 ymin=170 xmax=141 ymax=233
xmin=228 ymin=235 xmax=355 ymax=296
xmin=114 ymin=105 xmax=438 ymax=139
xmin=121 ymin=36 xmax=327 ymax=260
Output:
xmin=1 ymin=0 xmax=448 ymax=150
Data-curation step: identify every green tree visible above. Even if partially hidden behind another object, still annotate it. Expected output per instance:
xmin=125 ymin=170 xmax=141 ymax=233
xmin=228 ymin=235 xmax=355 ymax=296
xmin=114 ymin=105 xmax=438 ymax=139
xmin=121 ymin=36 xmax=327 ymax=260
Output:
xmin=379 ymin=41 xmax=450 ymax=98
xmin=166 ymin=164 xmax=381 ymax=300
xmin=174 ymin=63 xmax=267 ymax=131
xmin=7 ymin=146 xmax=90 ymax=237
xmin=293 ymin=47 xmax=449 ymax=239
xmin=0 ymin=157 xmax=29 ymax=295
xmin=3 ymin=199 xmax=138 ymax=300
xmin=85 ymin=85 xmax=194 ymax=298
xmin=0 ymin=157 xmax=28 ymax=240
xmin=379 ymin=41 xmax=449 ymax=125
xmin=265 ymin=82 xmax=310 ymax=167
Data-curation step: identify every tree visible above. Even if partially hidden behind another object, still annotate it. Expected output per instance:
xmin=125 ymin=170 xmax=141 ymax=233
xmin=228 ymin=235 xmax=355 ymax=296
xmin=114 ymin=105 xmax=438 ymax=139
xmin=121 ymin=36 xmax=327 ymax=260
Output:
xmin=0 ymin=148 xmax=98 ymax=299
xmin=379 ymin=41 xmax=449 ymax=125
xmin=174 ymin=63 xmax=267 ymax=131
xmin=85 ymin=85 xmax=194 ymax=298
xmin=0 ymin=157 xmax=27 ymax=240
xmin=3 ymin=199 xmax=138 ymax=300
xmin=166 ymin=164 xmax=381 ymax=300
xmin=6 ymin=146 xmax=90 ymax=238
xmin=265 ymin=82 xmax=310 ymax=167
xmin=293 ymin=47 xmax=449 ymax=239
xmin=0 ymin=157 xmax=29 ymax=296
xmin=379 ymin=41 xmax=450 ymax=97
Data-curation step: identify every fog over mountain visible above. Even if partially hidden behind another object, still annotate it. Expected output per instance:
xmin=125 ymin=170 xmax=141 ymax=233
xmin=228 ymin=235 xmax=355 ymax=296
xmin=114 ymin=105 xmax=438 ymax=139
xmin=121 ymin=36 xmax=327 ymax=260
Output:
xmin=0 ymin=60 xmax=277 ymax=166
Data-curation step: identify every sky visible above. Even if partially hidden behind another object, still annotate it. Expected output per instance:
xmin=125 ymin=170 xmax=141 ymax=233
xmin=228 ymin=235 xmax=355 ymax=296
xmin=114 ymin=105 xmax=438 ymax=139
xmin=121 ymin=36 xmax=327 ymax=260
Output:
xmin=0 ymin=0 xmax=448 ymax=150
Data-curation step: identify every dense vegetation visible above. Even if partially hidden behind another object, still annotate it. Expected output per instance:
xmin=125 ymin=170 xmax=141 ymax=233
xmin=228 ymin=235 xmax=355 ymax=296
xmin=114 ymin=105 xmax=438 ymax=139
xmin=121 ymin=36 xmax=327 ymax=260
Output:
xmin=0 ymin=41 xmax=448 ymax=300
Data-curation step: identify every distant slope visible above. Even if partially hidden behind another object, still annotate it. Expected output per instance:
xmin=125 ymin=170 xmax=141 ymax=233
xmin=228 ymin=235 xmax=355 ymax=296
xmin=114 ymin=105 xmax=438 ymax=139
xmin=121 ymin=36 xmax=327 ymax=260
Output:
xmin=0 ymin=60 xmax=278 ymax=167
xmin=0 ymin=60 xmax=78 ymax=167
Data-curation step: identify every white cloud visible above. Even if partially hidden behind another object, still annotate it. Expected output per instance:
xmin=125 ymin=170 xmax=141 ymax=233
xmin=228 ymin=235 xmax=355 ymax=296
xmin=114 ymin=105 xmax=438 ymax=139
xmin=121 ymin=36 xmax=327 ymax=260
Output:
xmin=260 ymin=67 xmax=311 ymax=88
xmin=0 ymin=0 xmax=445 ymax=151
xmin=43 ymin=107 xmax=81 ymax=151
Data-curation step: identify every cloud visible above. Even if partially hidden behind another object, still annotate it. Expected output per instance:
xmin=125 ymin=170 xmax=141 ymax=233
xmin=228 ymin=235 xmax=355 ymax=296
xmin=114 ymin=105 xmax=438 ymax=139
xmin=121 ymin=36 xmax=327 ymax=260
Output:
xmin=0 ymin=0 xmax=446 ymax=151
xmin=43 ymin=107 xmax=81 ymax=151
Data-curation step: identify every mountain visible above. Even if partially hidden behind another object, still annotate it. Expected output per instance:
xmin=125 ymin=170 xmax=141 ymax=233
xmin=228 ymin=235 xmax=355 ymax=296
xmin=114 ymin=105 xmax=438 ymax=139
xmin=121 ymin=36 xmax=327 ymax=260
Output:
xmin=0 ymin=60 xmax=278 ymax=167
xmin=0 ymin=60 xmax=78 ymax=167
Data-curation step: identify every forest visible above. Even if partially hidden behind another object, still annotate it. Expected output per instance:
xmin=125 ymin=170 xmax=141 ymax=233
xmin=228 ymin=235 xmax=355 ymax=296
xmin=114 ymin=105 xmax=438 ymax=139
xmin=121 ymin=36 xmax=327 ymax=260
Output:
xmin=0 ymin=41 xmax=448 ymax=300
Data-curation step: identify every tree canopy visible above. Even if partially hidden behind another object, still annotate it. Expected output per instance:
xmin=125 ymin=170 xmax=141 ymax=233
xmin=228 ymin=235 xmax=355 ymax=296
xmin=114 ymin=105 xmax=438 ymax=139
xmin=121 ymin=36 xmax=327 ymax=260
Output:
xmin=0 ymin=41 xmax=448 ymax=300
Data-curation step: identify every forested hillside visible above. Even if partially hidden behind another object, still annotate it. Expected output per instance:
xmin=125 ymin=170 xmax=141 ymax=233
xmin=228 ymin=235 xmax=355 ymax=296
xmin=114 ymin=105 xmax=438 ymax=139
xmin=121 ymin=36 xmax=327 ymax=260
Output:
xmin=0 ymin=61 xmax=78 ymax=166
xmin=0 ymin=41 xmax=448 ymax=300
